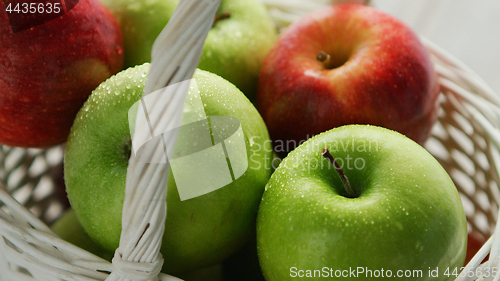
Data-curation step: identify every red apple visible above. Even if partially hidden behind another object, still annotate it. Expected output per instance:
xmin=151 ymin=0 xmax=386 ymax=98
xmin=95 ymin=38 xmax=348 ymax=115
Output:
xmin=0 ymin=0 xmax=123 ymax=147
xmin=465 ymin=232 xmax=488 ymax=265
xmin=257 ymin=4 xmax=440 ymax=156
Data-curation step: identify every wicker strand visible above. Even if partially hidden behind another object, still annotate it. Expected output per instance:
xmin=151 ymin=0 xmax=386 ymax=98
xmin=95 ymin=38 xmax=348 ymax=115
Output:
xmin=0 ymin=184 xmax=112 ymax=280
xmin=261 ymin=0 xmax=368 ymax=31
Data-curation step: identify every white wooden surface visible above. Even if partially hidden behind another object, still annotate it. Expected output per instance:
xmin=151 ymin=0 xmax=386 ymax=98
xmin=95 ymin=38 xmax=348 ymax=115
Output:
xmin=372 ymin=0 xmax=500 ymax=96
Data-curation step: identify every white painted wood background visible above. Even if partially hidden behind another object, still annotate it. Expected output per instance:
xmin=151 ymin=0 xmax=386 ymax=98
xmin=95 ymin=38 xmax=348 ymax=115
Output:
xmin=372 ymin=0 xmax=500 ymax=95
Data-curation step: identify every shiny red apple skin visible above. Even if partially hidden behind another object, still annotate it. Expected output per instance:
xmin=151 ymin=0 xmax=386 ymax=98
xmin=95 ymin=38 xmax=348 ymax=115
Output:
xmin=465 ymin=232 xmax=487 ymax=265
xmin=0 ymin=0 xmax=123 ymax=147
xmin=257 ymin=4 xmax=440 ymax=155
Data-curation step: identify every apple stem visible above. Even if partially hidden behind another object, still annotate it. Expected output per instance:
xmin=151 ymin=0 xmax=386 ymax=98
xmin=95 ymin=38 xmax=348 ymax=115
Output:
xmin=321 ymin=148 xmax=356 ymax=198
xmin=317 ymin=51 xmax=331 ymax=66
xmin=213 ymin=11 xmax=231 ymax=26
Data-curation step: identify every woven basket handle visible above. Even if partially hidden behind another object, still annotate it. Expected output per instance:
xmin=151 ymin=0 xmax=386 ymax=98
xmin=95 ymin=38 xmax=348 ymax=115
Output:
xmin=105 ymin=1 xmax=222 ymax=280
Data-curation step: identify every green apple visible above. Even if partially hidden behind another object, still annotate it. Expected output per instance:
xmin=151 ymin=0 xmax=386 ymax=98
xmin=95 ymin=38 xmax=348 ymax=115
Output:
xmin=64 ymin=63 xmax=273 ymax=273
xmin=101 ymin=0 xmax=277 ymax=101
xmin=99 ymin=0 xmax=178 ymax=68
xmin=176 ymin=264 xmax=224 ymax=281
xmin=51 ymin=209 xmax=114 ymax=261
xmin=222 ymin=234 xmax=265 ymax=281
xmin=257 ymin=125 xmax=467 ymax=281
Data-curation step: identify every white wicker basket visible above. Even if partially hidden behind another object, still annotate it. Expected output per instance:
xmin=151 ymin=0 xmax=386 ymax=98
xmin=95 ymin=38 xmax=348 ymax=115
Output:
xmin=1 ymin=0 xmax=499 ymax=280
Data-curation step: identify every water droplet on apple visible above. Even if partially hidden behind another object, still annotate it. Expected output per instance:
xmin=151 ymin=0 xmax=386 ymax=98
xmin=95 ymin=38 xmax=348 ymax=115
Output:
xmin=307 ymin=255 xmax=313 ymax=260
xmin=416 ymin=241 xmax=423 ymax=251
xmin=301 ymin=243 xmax=308 ymax=250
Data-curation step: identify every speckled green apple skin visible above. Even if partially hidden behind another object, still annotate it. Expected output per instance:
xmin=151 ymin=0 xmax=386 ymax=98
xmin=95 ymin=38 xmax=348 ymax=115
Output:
xmin=101 ymin=0 xmax=277 ymax=101
xmin=64 ymin=63 xmax=273 ymax=273
xmin=100 ymin=0 xmax=178 ymax=68
xmin=197 ymin=0 xmax=277 ymax=101
xmin=257 ymin=125 xmax=467 ymax=281
xmin=51 ymin=209 xmax=113 ymax=261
